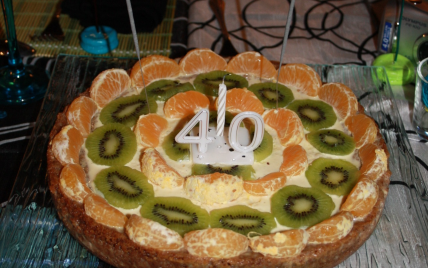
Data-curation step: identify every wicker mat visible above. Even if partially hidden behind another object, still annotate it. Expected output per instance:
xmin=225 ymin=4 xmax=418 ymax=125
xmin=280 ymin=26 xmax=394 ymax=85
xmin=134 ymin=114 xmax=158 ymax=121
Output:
xmin=0 ymin=0 xmax=175 ymax=57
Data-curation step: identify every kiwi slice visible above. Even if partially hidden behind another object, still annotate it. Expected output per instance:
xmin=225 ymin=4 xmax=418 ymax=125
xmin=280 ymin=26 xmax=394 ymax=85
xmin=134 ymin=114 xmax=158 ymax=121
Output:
xmin=192 ymin=164 xmax=256 ymax=181
xmin=306 ymin=158 xmax=359 ymax=196
xmin=99 ymin=94 xmax=157 ymax=128
xmin=210 ymin=205 xmax=276 ymax=235
xmin=248 ymin=82 xmax=294 ymax=109
xmin=307 ymin=129 xmax=355 ymax=156
xmin=287 ymin=100 xmax=337 ymax=131
xmin=248 ymin=126 xmax=273 ymax=162
xmin=86 ymin=123 xmax=137 ymax=166
xmin=142 ymin=79 xmax=194 ymax=101
xmin=271 ymin=185 xmax=334 ymax=228
xmin=140 ymin=197 xmax=209 ymax=236
xmin=194 ymin=70 xmax=248 ymax=96
xmin=162 ymin=129 xmax=190 ymax=161
xmin=94 ymin=166 xmax=154 ymax=209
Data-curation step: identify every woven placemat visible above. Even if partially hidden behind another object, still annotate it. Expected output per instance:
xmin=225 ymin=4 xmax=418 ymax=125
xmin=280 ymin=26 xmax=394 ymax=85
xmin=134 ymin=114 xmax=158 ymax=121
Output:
xmin=1 ymin=0 xmax=175 ymax=57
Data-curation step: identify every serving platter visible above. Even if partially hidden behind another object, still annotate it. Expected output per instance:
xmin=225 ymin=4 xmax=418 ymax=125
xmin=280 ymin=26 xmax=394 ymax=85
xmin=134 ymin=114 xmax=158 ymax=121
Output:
xmin=1 ymin=55 xmax=427 ymax=267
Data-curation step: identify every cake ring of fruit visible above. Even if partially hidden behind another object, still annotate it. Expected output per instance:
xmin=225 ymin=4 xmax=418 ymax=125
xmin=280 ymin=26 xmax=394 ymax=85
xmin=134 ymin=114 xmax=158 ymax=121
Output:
xmin=47 ymin=49 xmax=390 ymax=268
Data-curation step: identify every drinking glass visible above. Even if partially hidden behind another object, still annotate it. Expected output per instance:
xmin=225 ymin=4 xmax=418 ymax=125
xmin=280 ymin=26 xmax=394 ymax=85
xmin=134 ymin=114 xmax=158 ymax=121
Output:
xmin=0 ymin=0 xmax=48 ymax=106
xmin=413 ymin=57 xmax=428 ymax=140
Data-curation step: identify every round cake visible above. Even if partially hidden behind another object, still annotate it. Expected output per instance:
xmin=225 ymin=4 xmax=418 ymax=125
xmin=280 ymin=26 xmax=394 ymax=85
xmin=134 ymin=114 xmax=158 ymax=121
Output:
xmin=47 ymin=49 xmax=390 ymax=268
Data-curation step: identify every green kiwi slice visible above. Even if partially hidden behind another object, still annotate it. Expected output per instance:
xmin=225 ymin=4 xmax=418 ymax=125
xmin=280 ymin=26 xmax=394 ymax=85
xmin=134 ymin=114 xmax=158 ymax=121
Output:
xmin=85 ymin=123 xmax=137 ymax=166
xmin=248 ymin=82 xmax=294 ymax=109
xmin=94 ymin=166 xmax=154 ymax=209
xmin=162 ymin=129 xmax=190 ymax=161
xmin=271 ymin=185 xmax=334 ymax=228
xmin=192 ymin=164 xmax=256 ymax=181
xmin=99 ymin=94 xmax=157 ymax=128
xmin=140 ymin=197 xmax=209 ymax=236
xmin=287 ymin=100 xmax=337 ymax=131
xmin=210 ymin=205 xmax=276 ymax=235
xmin=249 ymin=127 xmax=273 ymax=162
xmin=306 ymin=158 xmax=359 ymax=196
xmin=307 ymin=129 xmax=355 ymax=156
xmin=194 ymin=70 xmax=248 ymax=96
xmin=142 ymin=79 xmax=194 ymax=101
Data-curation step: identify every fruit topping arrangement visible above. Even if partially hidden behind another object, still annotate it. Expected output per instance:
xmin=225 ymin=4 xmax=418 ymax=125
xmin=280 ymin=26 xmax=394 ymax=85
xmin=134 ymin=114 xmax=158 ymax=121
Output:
xmin=51 ymin=49 xmax=389 ymax=260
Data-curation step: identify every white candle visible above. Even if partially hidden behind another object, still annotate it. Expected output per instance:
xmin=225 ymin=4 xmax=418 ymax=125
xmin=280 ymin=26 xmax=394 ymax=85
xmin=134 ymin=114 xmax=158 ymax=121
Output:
xmin=216 ymin=83 xmax=227 ymax=136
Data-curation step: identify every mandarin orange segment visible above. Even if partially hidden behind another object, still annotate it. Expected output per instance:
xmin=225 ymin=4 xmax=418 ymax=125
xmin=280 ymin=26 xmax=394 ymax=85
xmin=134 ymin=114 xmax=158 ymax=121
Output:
xmin=345 ymin=114 xmax=378 ymax=148
xmin=184 ymin=228 xmax=248 ymax=258
xmin=277 ymin=64 xmax=321 ymax=97
xmin=140 ymin=148 xmax=184 ymax=189
xmin=280 ymin=144 xmax=308 ymax=176
xmin=84 ymin=193 xmax=128 ymax=231
xmin=52 ymin=125 xmax=84 ymax=166
xmin=89 ymin=69 xmax=131 ymax=108
xmin=184 ymin=172 xmax=243 ymax=205
xmin=249 ymin=229 xmax=307 ymax=258
xmin=125 ymin=215 xmax=184 ymax=251
xmin=341 ymin=176 xmax=379 ymax=220
xmin=66 ymin=96 xmax=98 ymax=138
xmin=307 ymin=211 xmax=354 ymax=245
xmin=318 ymin=83 xmax=358 ymax=120
xmin=179 ymin=48 xmax=227 ymax=76
xmin=131 ymin=55 xmax=180 ymax=89
xmin=359 ymin=143 xmax=388 ymax=181
xmin=220 ymin=88 xmax=264 ymax=115
xmin=263 ymin=108 xmax=304 ymax=147
xmin=163 ymin=90 xmax=210 ymax=119
xmin=226 ymin=51 xmax=277 ymax=79
xmin=134 ymin=114 xmax=168 ymax=147
xmin=243 ymin=172 xmax=287 ymax=196
xmin=59 ymin=164 xmax=91 ymax=203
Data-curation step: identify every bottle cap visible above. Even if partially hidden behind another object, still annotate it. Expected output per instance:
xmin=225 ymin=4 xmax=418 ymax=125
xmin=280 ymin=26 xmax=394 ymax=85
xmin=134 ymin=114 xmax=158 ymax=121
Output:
xmin=80 ymin=26 xmax=119 ymax=55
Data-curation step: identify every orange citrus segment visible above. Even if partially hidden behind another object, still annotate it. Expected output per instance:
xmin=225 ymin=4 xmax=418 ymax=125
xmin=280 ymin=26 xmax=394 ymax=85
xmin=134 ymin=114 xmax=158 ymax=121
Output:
xmin=52 ymin=125 xmax=84 ymax=166
xmin=341 ymin=176 xmax=379 ymax=220
xmin=66 ymin=96 xmax=98 ymax=138
xmin=307 ymin=211 xmax=354 ymax=244
xmin=318 ymin=83 xmax=358 ymax=120
xmin=125 ymin=215 xmax=184 ymax=251
xmin=163 ymin=90 xmax=210 ymax=119
xmin=226 ymin=51 xmax=276 ymax=79
xmin=277 ymin=64 xmax=321 ymax=97
xmin=134 ymin=114 xmax=168 ymax=147
xmin=184 ymin=228 xmax=248 ymax=258
xmin=179 ymin=48 xmax=227 ymax=76
xmin=59 ymin=164 xmax=91 ymax=203
xmin=249 ymin=229 xmax=307 ymax=258
xmin=84 ymin=193 xmax=128 ymax=231
xmin=220 ymin=88 xmax=264 ymax=115
xmin=263 ymin=108 xmax=304 ymax=147
xmin=130 ymin=55 xmax=180 ymax=89
xmin=140 ymin=148 xmax=184 ymax=189
xmin=243 ymin=172 xmax=287 ymax=196
xmin=359 ymin=143 xmax=388 ymax=181
xmin=89 ymin=69 xmax=131 ymax=108
xmin=345 ymin=114 xmax=378 ymax=148
xmin=184 ymin=172 xmax=243 ymax=205
xmin=280 ymin=145 xmax=308 ymax=176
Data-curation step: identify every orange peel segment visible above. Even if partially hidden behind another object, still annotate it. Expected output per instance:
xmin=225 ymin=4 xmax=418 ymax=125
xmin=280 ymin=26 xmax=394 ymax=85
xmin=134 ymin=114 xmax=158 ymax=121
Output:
xmin=125 ymin=215 xmax=184 ymax=251
xmin=184 ymin=228 xmax=248 ymax=258
xmin=84 ymin=193 xmax=128 ymax=231
xmin=134 ymin=114 xmax=168 ymax=148
xmin=89 ymin=69 xmax=132 ymax=108
xmin=66 ymin=96 xmax=98 ymax=138
xmin=249 ymin=229 xmax=308 ymax=258
xmin=318 ymin=83 xmax=358 ymax=120
xmin=179 ymin=48 xmax=227 ymax=76
xmin=184 ymin=172 xmax=243 ymax=205
xmin=341 ymin=176 xmax=379 ymax=220
xmin=307 ymin=211 xmax=354 ymax=244
xmin=52 ymin=125 xmax=84 ymax=166
xmin=163 ymin=91 xmax=210 ymax=119
xmin=219 ymin=87 xmax=264 ymax=115
xmin=226 ymin=51 xmax=277 ymax=79
xmin=359 ymin=143 xmax=388 ymax=181
xmin=243 ymin=172 xmax=287 ymax=196
xmin=277 ymin=64 xmax=321 ymax=97
xmin=345 ymin=114 xmax=378 ymax=148
xmin=59 ymin=164 xmax=91 ymax=203
xmin=280 ymin=144 xmax=308 ymax=176
xmin=263 ymin=108 xmax=304 ymax=147
xmin=140 ymin=148 xmax=184 ymax=189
